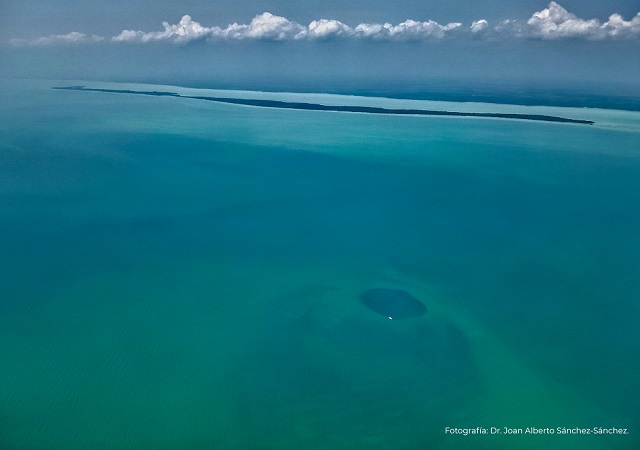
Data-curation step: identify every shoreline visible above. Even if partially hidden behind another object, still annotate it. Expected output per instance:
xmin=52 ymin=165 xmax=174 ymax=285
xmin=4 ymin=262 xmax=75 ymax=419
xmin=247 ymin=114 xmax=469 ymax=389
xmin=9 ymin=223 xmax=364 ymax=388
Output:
xmin=53 ymin=86 xmax=595 ymax=125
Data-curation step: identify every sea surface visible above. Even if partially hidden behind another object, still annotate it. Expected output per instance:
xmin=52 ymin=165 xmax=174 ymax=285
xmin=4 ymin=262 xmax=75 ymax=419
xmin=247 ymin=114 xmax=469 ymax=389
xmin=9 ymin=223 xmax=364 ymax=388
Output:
xmin=1 ymin=79 xmax=639 ymax=449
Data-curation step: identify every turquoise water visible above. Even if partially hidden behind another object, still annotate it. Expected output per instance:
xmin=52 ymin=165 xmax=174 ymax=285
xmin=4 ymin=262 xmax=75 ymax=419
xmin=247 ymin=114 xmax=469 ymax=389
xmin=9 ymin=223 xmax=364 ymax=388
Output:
xmin=1 ymin=80 xmax=639 ymax=449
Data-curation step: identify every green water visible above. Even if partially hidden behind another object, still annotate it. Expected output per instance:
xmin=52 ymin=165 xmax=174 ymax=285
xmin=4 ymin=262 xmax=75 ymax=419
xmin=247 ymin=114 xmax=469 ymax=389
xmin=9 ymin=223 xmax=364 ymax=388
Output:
xmin=1 ymin=80 xmax=639 ymax=449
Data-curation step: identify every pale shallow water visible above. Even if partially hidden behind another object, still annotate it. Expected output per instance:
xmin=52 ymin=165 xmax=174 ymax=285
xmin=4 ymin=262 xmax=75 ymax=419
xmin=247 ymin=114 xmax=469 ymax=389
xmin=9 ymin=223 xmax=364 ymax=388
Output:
xmin=1 ymin=80 xmax=639 ymax=449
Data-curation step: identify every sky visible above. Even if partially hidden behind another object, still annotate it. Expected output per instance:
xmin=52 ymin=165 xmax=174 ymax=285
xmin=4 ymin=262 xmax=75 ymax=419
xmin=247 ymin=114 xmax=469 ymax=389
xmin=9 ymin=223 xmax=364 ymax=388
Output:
xmin=1 ymin=1 xmax=639 ymax=96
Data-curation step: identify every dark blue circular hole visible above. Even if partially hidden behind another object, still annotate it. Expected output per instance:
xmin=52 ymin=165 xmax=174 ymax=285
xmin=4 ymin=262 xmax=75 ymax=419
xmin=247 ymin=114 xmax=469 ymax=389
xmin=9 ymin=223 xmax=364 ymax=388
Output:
xmin=361 ymin=288 xmax=426 ymax=319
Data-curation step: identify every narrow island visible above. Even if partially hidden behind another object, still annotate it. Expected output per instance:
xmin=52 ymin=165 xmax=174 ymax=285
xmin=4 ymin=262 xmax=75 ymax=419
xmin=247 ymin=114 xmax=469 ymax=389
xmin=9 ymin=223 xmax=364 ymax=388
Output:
xmin=53 ymin=86 xmax=594 ymax=125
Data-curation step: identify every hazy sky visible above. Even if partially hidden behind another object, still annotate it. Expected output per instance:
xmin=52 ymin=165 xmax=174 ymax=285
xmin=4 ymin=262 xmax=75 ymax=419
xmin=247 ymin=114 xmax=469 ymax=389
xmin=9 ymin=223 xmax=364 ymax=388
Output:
xmin=2 ymin=1 xmax=639 ymax=93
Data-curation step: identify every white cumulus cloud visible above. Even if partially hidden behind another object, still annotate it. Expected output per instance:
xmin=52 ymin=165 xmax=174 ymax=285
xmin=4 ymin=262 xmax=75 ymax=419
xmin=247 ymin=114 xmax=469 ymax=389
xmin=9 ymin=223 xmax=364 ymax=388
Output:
xmin=389 ymin=20 xmax=461 ymax=41
xmin=235 ymin=12 xmax=305 ymax=40
xmin=602 ymin=12 xmax=640 ymax=39
xmin=470 ymin=19 xmax=489 ymax=33
xmin=354 ymin=20 xmax=461 ymax=41
xmin=526 ymin=2 xmax=601 ymax=39
xmin=353 ymin=22 xmax=391 ymax=39
xmin=113 ymin=15 xmax=216 ymax=43
xmin=305 ymin=19 xmax=353 ymax=39
xmin=525 ymin=2 xmax=640 ymax=40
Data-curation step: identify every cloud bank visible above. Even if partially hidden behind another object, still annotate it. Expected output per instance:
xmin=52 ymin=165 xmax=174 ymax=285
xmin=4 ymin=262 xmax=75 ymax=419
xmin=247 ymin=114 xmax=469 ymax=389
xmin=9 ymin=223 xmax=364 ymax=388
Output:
xmin=11 ymin=3 xmax=640 ymax=46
